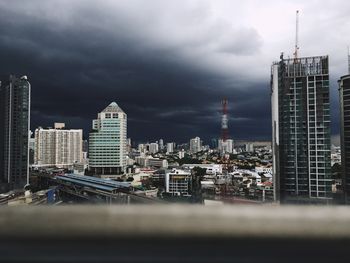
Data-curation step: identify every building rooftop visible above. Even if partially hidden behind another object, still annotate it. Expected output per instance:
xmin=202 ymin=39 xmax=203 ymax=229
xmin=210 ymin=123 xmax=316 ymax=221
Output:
xmin=101 ymin=102 xmax=125 ymax=113
xmin=55 ymin=174 xmax=131 ymax=192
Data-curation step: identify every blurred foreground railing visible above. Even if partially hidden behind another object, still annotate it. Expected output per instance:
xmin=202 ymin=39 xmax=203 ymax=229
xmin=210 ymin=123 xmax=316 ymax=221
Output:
xmin=1 ymin=205 xmax=350 ymax=262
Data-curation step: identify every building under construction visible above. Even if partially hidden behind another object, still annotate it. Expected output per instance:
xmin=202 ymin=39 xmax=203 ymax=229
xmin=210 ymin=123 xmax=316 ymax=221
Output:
xmin=271 ymin=10 xmax=332 ymax=203
xmin=271 ymin=55 xmax=332 ymax=203
xmin=338 ymin=51 xmax=350 ymax=204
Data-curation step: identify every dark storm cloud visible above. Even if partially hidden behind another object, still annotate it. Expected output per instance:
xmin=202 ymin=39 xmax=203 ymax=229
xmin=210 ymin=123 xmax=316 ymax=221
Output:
xmin=0 ymin=0 xmax=293 ymax=143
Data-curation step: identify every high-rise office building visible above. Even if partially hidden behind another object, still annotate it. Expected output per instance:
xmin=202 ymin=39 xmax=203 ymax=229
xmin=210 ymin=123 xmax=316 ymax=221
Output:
xmin=34 ymin=123 xmax=83 ymax=168
xmin=88 ymin=102 xmax=127 ymax=176
xmin=271 ymin=55 xmax=332 ymax=203
xmin=190 ymin=137 xmax=201 ymax=153
xmin=0 ymin=75 xmax=31 ymax=193
xmin=339 ymin=74 xmax=350 ymax=203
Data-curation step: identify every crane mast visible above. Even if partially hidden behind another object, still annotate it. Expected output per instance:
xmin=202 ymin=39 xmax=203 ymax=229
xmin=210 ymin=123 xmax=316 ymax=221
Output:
xmin=294 ymin=10 xmax=300 ymax=62
xmin=348 ymin=46 xmax=350 ymax=74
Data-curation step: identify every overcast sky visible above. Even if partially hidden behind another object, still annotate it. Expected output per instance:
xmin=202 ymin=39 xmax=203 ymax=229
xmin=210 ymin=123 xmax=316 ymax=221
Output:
xmin=0 ymin=0 xmax=349 ymax=144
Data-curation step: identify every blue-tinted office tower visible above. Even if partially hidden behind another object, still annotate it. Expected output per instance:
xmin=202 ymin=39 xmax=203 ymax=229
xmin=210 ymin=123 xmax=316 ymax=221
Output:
xmin=88 ymin=102 xmax=127 ymax=176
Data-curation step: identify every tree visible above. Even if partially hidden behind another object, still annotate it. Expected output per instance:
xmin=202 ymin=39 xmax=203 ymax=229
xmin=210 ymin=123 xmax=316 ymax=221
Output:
xmin=192 ymin=166 xmax=206 ymax=177
xmin=332 ymin=163 xmax=342 ymax=179
xmin=191 ymin=167 xmax=206 ymax=203
xmin=177 ymin=155 xmax=202 ymax=166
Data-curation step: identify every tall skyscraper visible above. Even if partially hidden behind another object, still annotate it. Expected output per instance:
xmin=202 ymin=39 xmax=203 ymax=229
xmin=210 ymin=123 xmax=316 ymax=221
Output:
xmin=0 ymin=75 xmax=31 ymax=193
xmin=34 ymin=123 xmax=83 ymax=168
xmin=190 ymin=137 xmax=201 ymax=153
xmin=88 ymin=102 xmax=127 ymax=176
xmin=339 ymin=74 xmax=350 ymax=203
xmin=271 ymin=55 xmax=332 ymax=203
xmin=158 ymin=139 xmax=164 ymax=151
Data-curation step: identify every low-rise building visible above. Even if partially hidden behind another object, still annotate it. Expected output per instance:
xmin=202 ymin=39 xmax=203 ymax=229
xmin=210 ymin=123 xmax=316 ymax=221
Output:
xmin=182 ymin=164 xmax=223 ymax=175
xmin=255 ymin=166 xmax=273 ymax=174
xmin=135 ymin=156 xmax=168 ymax=168
xmin=178 ymin=149 xmax=185 ymax=159
xmin=165 ymin=169 xmax=191 ymax=196
xmin=148 ymin=158 xmax=168 ymax=169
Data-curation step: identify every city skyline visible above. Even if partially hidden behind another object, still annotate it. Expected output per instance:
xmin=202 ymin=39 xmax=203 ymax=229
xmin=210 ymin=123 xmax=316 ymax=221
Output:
xmin=0 ymin=1 xmax=349 ymax=143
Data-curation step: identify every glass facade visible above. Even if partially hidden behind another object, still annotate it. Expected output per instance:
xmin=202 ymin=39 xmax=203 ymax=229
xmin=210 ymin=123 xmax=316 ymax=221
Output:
xmin=0 ymin=75 xmax=31 ymax=193
xmin=339 ymin=75 xmax=350 ymax=203
xmin=88 ymin=102 xmax=127 ymax=176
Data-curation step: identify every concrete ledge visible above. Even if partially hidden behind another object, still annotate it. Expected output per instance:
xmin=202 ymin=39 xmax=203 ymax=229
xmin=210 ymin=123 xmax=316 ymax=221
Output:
xmin=1 ymin=205 xmax=350 ymax=239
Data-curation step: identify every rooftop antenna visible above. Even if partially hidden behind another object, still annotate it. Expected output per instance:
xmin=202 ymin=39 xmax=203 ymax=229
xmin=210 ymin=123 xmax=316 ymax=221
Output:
xmin=293 ymin=10 xmax=300 ymax=62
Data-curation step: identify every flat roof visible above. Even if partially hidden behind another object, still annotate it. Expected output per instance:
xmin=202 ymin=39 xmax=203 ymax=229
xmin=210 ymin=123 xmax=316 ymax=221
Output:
xmin=55 ymin=174 xmax=131 ymax=192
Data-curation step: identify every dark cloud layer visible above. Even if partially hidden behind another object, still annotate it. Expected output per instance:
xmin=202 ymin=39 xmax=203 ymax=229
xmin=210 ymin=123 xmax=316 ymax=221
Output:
xmin=0 ymin=1 xmax=341 ymax=143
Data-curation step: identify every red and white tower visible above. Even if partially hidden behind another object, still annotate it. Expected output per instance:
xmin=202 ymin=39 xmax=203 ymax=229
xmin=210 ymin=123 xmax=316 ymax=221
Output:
xmin=221 ymin=98 xmax=229 ymax=142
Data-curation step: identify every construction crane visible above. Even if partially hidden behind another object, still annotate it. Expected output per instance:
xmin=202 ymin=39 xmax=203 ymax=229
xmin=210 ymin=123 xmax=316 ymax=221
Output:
xmin=348 ymin=46 xmax=350 ymax=74
xmin=293 ymin=10 xmax=300 ymax=62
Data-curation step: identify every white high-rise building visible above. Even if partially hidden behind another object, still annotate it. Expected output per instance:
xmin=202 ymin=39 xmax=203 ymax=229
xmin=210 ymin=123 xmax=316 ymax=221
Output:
xmin=245 ymin=143 xmax=254 ymax=152
xmin=218 ymin=139 xmax=233 ymax=154
xmin=190 ymin=137 xmax=201 ymax=153
xmin=34 ymin=123 xmax=83 ymax=168
xmin=159 ymin=139 xmax=164 ymax=150
xmin=149 ymin=143 xmax=159 ymax=154
xmin=88 ymin=102 xmax=127 ymax=175
xmin=166 ymin=142 xmax=175 ymax=154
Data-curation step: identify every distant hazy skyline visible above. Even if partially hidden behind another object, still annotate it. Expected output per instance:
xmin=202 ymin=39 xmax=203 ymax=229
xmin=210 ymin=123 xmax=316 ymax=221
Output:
xmin=0 ymin=0 xmax=349 ymax=143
